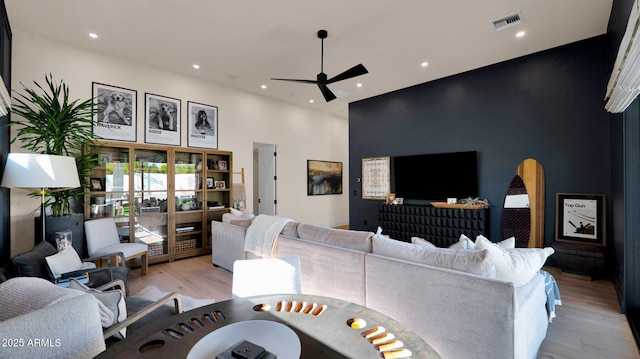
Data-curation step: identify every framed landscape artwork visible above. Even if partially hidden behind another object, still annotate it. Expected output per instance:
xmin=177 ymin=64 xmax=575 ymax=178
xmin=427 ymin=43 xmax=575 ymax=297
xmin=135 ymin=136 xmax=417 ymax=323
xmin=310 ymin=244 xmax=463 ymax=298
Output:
xmin=307 ymin=160 xmax=343 ymax=196
xmin=555 ymin=192 xmax=606 ymax=246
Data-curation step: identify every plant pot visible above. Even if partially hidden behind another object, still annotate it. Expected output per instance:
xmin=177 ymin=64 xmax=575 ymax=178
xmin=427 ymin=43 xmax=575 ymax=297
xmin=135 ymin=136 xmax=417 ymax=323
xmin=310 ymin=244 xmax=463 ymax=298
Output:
xmin=35 ymin=213 xmax=86 ymax=257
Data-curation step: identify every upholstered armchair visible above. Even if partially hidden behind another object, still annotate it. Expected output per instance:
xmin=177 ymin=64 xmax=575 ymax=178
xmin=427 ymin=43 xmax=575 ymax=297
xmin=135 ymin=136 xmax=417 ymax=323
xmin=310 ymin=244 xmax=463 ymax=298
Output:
xmin=0 ymin=277 xmax=106 ymax=359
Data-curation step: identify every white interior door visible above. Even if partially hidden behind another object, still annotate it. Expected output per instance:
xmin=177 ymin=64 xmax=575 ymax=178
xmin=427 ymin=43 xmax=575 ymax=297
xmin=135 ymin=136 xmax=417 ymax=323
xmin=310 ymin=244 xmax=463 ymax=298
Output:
xmin=258 ymin=145 xmax=277 ymax=215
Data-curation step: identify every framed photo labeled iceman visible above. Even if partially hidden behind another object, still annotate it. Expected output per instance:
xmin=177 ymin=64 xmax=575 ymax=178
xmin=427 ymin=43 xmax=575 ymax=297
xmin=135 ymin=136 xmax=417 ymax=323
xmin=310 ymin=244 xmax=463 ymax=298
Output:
xmin=307 ymin=160 xmax=343 ymax=195
xmin=92 ymin=82 xmax=137 ymax=142
xmin=555 ymin=192 xmax=606 ymax=246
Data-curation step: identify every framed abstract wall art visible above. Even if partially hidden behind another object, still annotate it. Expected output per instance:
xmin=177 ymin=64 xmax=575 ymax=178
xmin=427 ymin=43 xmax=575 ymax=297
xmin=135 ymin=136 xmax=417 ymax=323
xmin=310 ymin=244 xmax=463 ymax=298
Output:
xmin=361 ymin=156 xmax=390 ymax=200
xmin=307 ymin=160 xmax=343 ymax=195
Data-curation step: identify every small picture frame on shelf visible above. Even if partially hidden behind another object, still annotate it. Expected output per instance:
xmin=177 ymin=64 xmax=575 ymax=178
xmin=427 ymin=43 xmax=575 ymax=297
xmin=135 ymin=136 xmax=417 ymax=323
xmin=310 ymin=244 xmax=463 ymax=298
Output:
xmin=217 ymin=160 xmax=228 ymax=171
xmin=214 ymin=180 xmax=226 ymax=189
xmin=206 ymin=177 xmax=214 ymax=189
xmin=98 ymin=153 xmax=112 ymax=166
xmin=90 ymin=178 xmax=104 ymax=191
xmin=385 ymin=193 xmax=396 ymax=204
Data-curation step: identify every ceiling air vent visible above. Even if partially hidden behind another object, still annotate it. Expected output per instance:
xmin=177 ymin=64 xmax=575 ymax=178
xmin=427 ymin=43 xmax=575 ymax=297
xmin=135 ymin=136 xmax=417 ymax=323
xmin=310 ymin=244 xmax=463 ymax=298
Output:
xmin=492 ymin=11 xmax=523 ymax=31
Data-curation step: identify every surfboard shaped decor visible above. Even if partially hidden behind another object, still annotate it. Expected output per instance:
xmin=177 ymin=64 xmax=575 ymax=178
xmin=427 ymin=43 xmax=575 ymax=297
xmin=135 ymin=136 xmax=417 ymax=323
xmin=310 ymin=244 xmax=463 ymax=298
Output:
xmin=516 ymin=158 xmax=545 ymax=248
xmin=502 ymin=175 xmax=531 ymax=247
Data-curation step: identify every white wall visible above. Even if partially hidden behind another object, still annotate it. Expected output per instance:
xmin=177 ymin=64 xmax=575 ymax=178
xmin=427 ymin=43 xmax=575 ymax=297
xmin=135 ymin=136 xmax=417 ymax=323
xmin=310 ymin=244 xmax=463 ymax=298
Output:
xmin=9 ymin=30 xmax=349 ymax=256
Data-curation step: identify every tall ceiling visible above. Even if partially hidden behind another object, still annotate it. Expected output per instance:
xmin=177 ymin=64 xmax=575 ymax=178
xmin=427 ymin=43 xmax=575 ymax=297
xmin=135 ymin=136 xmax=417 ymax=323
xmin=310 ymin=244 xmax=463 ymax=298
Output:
xmin=5 ymin=1 xmax=613 ymax=119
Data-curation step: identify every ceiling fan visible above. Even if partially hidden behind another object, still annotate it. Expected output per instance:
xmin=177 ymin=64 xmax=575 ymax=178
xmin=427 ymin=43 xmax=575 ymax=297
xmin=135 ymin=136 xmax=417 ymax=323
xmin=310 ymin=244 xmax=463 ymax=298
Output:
xmin=271 ymin=29 xmax=368 ymax=102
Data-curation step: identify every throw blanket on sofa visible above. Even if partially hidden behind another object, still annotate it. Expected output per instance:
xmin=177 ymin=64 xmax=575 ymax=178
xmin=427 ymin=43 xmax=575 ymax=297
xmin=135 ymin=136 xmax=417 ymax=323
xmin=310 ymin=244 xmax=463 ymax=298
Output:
xmin=244 ymin=214 xmax=293 ymax=257
xmin=540 ymin=269 xmax=562 ymax=322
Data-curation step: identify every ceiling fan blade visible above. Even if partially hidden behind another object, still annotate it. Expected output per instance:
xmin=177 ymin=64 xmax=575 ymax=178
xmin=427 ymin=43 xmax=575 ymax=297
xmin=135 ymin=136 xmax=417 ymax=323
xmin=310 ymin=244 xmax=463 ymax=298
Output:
xmin=270 ymin=77 xmax=318 ymax=84
xmin=318 ymin=83 xmax=337 ymax=102
xmin=326 ymin=64 xmax=368 ymax=84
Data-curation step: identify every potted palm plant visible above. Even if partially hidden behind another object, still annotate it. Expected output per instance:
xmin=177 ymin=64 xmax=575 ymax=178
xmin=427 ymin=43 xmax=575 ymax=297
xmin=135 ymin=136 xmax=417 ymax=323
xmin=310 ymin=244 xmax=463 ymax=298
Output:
xmin=9 ymin=74 xmax=100 ymax=256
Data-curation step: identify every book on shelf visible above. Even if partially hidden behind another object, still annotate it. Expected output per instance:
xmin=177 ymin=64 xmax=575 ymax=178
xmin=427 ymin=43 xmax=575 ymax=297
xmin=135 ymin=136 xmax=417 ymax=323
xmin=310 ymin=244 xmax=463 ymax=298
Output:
xmin=176 ymin=226 xmax=195 ymax=233
xmin=208 ymin=205 xmax=225 ymax=209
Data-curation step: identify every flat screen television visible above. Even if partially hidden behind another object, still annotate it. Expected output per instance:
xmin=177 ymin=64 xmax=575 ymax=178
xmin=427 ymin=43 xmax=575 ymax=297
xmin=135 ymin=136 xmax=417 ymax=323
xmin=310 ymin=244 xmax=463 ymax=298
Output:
xmin=393 ymin=151 xmax=478 ymax=203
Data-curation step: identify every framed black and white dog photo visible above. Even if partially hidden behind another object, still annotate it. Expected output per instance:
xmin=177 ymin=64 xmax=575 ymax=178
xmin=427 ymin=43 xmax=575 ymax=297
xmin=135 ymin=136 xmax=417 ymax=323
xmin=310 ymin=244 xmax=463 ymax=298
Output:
xmin=187 ymin=101 xmax=218 ymax=149
xmin=145 ymin=93 xmax=181 ymax=146
xmin=92 ymin=82 xmax=137 ymax=142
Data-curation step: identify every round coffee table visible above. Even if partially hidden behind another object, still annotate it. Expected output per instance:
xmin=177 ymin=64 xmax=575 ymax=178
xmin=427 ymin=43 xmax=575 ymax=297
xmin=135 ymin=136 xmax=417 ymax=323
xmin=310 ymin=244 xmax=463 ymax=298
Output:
xmin=97 ymin=294 xmax=441 ymax=359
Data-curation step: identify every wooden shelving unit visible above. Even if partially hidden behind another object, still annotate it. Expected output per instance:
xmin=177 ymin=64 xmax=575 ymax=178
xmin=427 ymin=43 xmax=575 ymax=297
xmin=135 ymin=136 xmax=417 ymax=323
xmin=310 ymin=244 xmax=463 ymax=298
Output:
xmin=84 ymin=141 xmax=232 ymax=264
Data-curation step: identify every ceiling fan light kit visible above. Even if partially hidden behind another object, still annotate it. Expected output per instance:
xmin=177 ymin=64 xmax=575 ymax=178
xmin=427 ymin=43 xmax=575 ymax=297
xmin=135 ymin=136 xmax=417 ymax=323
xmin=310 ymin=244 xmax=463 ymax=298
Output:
xmin=271 ymin=29 xmax=368 ymax=102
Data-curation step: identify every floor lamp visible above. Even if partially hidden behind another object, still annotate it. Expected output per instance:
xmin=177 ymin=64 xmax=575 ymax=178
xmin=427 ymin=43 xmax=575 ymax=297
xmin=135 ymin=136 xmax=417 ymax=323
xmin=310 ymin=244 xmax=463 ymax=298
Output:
xmin=1 ymin=153 xmax=80 ymax=244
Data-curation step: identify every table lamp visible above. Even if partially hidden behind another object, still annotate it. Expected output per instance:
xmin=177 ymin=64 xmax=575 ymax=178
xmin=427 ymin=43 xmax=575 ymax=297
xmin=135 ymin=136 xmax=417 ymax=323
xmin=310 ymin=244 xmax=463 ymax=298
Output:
xmin=1 ymin=153 xmax=81 ymax=244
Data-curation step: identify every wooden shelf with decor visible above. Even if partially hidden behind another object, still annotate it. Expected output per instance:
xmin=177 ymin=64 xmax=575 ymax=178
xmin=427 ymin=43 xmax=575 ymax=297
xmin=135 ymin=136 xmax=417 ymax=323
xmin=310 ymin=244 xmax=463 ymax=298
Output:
xmin=84 ymin=141 xmax=232 ymax=264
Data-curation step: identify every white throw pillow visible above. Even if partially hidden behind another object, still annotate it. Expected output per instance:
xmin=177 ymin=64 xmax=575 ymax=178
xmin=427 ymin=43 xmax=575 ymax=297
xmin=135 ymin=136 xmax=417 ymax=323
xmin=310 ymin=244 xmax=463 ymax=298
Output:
xmin=372 ymin=234 xmax=496 ymax=278
xmin=411 ymin=236 xmax=436 ymax=248
xmin=449 ymin=234 xmax=476 ymax=249
xmin=45 ymin=246 xmax=82 ymax=279
xmin=68 ymin=279 xmax=127 ymax=338
xmin=474 ymin=235 xmax=554 ymax=287
xmin=476 ymin=234 xmax=515 ymax=249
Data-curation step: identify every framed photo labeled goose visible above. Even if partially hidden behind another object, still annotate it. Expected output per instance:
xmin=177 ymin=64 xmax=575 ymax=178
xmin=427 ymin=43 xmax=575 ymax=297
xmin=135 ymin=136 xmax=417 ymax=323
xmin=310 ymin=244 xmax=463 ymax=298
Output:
xmin=145 ymin=93 xmax=181 ymax=146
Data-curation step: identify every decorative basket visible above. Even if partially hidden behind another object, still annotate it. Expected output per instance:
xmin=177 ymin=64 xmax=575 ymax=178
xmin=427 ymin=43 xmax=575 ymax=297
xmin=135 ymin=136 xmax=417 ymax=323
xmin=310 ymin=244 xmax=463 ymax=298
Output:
xmin=176 ymin=239 xmax=197 ymax=253
xmin=148 ymin=242 xmax=164 ymax=257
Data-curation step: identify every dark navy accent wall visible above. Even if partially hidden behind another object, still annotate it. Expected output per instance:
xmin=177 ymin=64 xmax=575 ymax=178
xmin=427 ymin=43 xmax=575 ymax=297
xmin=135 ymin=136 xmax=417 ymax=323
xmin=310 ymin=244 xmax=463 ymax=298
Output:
xmin=349 ymin=35 xmax=611 ymax=246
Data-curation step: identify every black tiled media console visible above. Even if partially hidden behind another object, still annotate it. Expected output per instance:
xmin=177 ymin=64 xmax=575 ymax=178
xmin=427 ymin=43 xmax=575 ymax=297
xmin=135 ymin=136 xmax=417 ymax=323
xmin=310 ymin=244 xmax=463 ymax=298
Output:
xmin=378 ymin=204 xmax=490 ymax=246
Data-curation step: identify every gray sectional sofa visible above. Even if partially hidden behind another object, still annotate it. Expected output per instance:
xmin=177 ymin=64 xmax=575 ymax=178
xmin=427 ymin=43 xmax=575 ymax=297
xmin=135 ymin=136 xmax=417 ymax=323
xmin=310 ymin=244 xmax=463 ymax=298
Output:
xmin=211 ymin=216 xmax=552 ymax=359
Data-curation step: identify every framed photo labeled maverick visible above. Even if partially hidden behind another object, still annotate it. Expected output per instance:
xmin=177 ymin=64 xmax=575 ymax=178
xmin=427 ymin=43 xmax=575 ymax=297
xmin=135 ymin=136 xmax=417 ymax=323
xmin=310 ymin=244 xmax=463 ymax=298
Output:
xmin=555 ymin=192 xmax=606 ymax=246
xmin=92 ymin=82 xmax=137 ymax=142
xmin=145 ymin=93 xmax=181 ymax=146
xmin=187 ymin=101 xmax=218 ymax=149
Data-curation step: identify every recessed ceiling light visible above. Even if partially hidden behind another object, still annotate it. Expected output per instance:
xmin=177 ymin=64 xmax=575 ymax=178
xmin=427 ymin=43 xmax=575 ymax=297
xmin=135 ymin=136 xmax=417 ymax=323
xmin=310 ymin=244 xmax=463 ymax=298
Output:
xmin=421 ymin=62 xmax=429 ymax=68
xmin=356 ymin=83 xmax=363 ymax=88
xmin=193 ymin=64 xmax=200 ymax=69
xmin=89 ymin=33 xmax=98 ymax=39
xmin=309 ymin=99 xmax=315 ymax=103
xmin=516 ymin=31 xmax=526 ymax=38
xmin=261 ymin=85 xmax=267 ymax=89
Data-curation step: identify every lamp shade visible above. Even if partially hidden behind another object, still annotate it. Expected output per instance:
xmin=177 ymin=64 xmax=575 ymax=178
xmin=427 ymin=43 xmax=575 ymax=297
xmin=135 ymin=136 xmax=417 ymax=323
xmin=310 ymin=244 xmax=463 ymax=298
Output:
xmin=1 ymin=153 xmax=80 ymax=189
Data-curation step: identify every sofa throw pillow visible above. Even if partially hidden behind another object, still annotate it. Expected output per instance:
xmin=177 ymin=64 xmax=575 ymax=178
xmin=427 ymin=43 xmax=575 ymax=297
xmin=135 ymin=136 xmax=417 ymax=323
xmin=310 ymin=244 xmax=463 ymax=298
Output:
xmin=476 ymin=234 xmax=515 ymax=249
xmin=297 ymin=224 xmax=373 ymax=252
xmin=11 ymin=241 xmax=58 ymax=278
xmin=222 ymin=213 xmax=253 ymax=228
xmin=45 ymin=246 xmax=83 ymax=279
xmin=372 ymin=234 xmax=496 ymax=278
xmin=68 ymin=279 xmax=127 ymax=337
xmin=449 ymin=234 xmax=476 ymax=249
xmin=474 ymin=235 xmax=554 ymax=287
xmin=411 ymin=237 xmax=436 ymax=248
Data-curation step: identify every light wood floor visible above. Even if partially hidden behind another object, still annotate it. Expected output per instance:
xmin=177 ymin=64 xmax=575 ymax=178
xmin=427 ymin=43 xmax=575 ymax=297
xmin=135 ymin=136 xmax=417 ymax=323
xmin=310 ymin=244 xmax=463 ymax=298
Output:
xmin=128 ymin=256 xmax=640 ymax=359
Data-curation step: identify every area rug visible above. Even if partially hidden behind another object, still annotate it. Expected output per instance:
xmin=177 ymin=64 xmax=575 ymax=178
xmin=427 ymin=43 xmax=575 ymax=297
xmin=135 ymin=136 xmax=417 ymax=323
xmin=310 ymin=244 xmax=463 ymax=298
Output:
xmin=131 ymin=285 xmax=215 ymax=311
